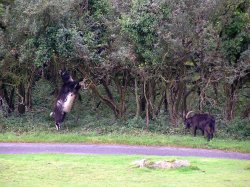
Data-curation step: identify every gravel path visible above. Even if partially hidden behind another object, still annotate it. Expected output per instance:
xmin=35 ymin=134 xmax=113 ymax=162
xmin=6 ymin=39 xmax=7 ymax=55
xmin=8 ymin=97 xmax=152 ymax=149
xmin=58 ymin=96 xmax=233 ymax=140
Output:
xmin=0 ymin=143 xmax=250 ymax=160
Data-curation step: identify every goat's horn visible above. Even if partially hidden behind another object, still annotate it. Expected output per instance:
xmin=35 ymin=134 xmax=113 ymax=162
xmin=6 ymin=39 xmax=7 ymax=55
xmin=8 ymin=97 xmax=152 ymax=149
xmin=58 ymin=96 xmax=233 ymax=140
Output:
xmin=186 ymin=111 xmax=194 ymax=119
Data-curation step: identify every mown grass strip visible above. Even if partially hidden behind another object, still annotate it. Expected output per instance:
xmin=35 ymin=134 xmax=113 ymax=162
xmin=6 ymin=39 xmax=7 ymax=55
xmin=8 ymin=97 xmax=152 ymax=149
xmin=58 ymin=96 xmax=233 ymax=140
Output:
xmin=0 ymin=131 xmax=249 ymax=153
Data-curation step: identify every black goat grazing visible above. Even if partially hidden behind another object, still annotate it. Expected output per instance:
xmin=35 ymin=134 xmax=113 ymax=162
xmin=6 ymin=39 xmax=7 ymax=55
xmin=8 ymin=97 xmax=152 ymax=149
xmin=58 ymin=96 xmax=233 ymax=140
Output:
xmin=50 ymin=69 xmax=88 ymax=130
xmin=184 ymin=111 xmax=215 ymax=141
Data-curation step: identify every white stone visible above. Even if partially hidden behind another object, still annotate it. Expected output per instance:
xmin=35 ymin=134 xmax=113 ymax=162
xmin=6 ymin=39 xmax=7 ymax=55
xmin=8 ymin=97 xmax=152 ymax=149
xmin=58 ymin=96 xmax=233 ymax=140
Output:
xmin=132 ymin=159 xmax=148 ymax=168
xmin=132 ymin=159 xmax=190 ymax=169
xmin=172 ymin=160 xmax=190 ymax=168
xmin=152 ymin=161 xmax=172 ymax=169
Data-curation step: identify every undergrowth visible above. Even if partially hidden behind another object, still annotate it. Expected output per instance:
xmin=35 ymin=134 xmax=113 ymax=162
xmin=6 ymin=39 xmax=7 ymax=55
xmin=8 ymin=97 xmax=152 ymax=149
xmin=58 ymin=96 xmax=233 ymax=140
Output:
xmin=0 ymin=80 xmax=249 ymax=140
xmin=0 ymin=108 xmax=249 ymax=141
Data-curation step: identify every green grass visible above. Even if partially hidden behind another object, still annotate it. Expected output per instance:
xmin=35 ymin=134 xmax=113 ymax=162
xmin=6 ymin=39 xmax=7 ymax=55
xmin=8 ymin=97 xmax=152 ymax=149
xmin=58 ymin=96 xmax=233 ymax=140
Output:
xmin=0 ymin=154 xmax=249 ymax=187
xmin=0 ymin=131 xmax=250 ymax=153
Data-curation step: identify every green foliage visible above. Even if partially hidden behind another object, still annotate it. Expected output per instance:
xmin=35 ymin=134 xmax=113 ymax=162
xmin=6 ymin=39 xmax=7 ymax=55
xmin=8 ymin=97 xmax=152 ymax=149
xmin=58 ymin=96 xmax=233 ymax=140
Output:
xmin=34 ymin=38 xmax=53 ymax=66
xmin=126 ymin=117 xmax=146 ymax=129
xmin=56 ymin=27 xmax=78 ymax=58
xmin=32 ymin=79 xmax=53 ymax=107
xmin=0 ymin=0 xmax=14 ymax=4
xmin=7 ymin=0 xmax=90 ymax=66
xmin=220 ymin=1 xmax=250 ymax=63
xmin=120 ymin=0 xmax=169 ymax=65
xmin=0 ymin=0 xmax=14 ymax=15
xmin=0 ymin=3 xmax=3 ymax=16
xmin=69 ymin=0 xmax=115 ymax=65
xmin=88 ymin=0 xmax=110 ymax=18
xmin=0 ymin=0 xmax=249 ymax=137
xmin=226 ymin=118 xmax=250 ymax=139
xmin=20 ymin=26 xmax=81 ymax=66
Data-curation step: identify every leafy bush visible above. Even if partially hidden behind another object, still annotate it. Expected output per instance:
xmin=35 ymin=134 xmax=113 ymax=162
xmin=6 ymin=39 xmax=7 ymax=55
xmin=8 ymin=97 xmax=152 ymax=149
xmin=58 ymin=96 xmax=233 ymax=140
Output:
xmin=32 ymin=79 xmax=54 ymax=108
xmin=126 ymin=117 xmax=145 ymax=129
xmin=226 ymin=118 xmax=250 ymax=139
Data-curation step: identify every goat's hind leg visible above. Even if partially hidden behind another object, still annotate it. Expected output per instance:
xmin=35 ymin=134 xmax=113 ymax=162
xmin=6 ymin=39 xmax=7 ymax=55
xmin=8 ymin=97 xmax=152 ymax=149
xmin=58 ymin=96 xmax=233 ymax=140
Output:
xmin=55 ymin=112 xmax=66 ymax=130
xmin=55 ymin=122 xmax=61 ymax=130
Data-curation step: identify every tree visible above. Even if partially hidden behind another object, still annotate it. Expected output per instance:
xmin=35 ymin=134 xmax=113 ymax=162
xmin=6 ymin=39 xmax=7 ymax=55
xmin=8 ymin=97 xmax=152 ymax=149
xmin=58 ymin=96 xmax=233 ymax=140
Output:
xmin=215 ymin=0 xmax=250 ymax=121
xmin=0 ymin=0 xmax=85 ymax=112
xmin=155 ymin=0 xmax=220 ymax=125
xmin=119 ymin=0 xmax=171 ymax=127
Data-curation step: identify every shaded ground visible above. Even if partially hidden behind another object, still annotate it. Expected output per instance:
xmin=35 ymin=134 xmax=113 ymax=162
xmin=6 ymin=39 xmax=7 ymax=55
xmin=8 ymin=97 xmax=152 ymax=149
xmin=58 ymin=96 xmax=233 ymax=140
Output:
xmin=0 ymin=143 xmax=250 ymax=160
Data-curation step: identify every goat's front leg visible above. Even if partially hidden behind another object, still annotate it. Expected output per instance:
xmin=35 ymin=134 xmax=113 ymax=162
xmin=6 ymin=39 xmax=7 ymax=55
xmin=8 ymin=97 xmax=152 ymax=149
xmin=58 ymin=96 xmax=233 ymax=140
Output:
xmin=207 ymin=133 xmax=211 ymax=141
xmin=211 ymin=133 xmax=214 ymax=140
xmin=193 ymin=127 xmax=197 ymax=137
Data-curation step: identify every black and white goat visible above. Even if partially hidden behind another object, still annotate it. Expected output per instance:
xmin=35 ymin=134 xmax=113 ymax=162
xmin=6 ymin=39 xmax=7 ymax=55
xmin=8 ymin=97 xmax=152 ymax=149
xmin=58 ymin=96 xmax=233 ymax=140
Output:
xmin=50 ymin=69 xmax=87 ymax=130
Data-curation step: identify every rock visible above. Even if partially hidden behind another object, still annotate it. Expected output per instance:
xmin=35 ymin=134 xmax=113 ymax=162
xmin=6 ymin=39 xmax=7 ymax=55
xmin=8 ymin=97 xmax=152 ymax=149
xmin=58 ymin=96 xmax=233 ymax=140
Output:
xmin=172 ymin=160 xmax=190 ymax=168
xmin=132 ymin=159 xmax=149 ymax=168
xmin=152 ymin=161 xmax=172 ymax=169
xmin=132 ymin=159 xmax=190 ymax=169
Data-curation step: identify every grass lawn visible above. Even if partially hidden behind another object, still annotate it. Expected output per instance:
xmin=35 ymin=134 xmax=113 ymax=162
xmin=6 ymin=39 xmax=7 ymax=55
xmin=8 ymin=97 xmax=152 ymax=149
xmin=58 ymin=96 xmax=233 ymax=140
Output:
xmin=0 ymin=154 xmax=249 ymax=187
xmin=0 ymin=131 xmax=250 ymax=153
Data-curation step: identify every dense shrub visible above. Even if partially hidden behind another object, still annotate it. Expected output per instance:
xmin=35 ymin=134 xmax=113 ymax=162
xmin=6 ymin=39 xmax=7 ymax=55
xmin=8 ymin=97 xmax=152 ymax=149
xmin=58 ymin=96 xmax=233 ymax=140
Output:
xmin=226 ymin=118 xmax=250 ymax=139
xmin=32 ymin=79 xmax=54 ymax=108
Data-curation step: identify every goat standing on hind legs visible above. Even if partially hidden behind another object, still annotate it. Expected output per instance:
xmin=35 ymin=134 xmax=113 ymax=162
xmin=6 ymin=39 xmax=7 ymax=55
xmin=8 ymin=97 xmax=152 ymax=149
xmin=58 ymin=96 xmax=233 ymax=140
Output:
xmin=184 ymin=111 xmax=215 ymax=141
xmin=50 ymin=69 xmax=88 ymax=130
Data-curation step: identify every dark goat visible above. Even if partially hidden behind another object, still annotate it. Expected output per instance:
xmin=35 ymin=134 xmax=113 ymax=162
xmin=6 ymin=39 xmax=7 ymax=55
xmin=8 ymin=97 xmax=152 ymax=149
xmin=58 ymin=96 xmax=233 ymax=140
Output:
xmin=50 ymin=69 xmax=87 ymax=130
xmin=184 ymin=111 xmax=215 ymax=141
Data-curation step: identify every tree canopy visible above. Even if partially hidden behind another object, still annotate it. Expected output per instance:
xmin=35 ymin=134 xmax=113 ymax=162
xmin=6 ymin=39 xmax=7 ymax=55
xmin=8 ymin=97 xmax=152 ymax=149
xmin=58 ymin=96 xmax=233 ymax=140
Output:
xmin=0 ymin=0 xmax=249 ymax=128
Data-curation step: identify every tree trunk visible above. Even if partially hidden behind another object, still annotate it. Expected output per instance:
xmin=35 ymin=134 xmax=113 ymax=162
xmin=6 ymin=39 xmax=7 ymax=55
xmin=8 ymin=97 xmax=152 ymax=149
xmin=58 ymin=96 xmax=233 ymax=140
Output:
xmin=17 ymin=83 xmax=25 ymax=114
xmin=3 ymin=86 xmax=15 ymax=113
xmin=89 ymin=81 xmax=120 ymax=117
xmin=144 ymin=80 xmax=150 ymax=130
xmin=102 ymin=80 xmax=114 ymax=101
xmin=164 ymin=91 xmax=168 ymax=113
xmin=167 ymin=81 xmax=185 ymax=126
xmin=25 ymin=66 xmax=36 ymax=110
xmin=155 ymin=81 xmax=167 ymax=115
xmin=135 ymin=78 xmax=141 ymax=118
xmin=119 ymin=72 xmax=129 ymax=118
xmin=183 ymin=85 xmax=196 ymax=118
xmin=224 ymin=83 xmax=238 ymax=121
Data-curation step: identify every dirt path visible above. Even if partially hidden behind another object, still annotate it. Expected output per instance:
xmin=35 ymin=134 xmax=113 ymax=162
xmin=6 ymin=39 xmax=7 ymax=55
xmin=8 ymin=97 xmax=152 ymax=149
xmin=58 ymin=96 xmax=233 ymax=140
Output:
xmin=0 ymin=143 xmax=250 ymax=160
